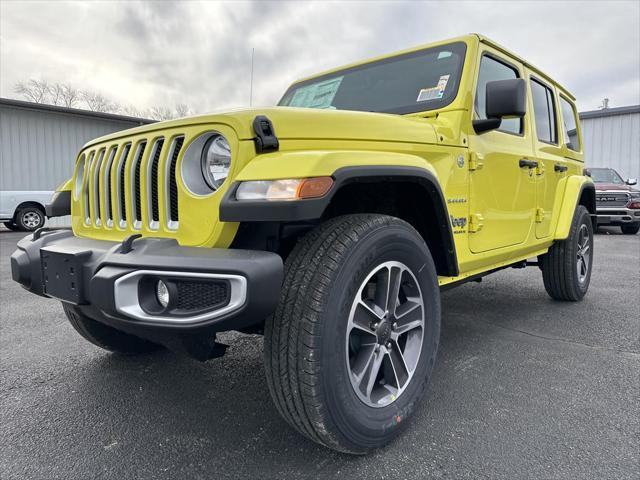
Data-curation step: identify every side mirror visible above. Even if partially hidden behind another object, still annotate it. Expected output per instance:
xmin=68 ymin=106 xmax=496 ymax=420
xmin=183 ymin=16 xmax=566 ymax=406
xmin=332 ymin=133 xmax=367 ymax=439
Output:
xmin=627 ymin=178 xmax=637 ymax=185
xmin=584 ymin=169 xmax=592 ymax=177
xmin=473 ymin=78 xmax=527 ymax=134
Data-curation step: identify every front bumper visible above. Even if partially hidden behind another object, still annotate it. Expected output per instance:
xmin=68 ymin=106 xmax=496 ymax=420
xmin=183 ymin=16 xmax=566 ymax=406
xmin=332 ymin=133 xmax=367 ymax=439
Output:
xmin=11 ymin=229 xmax=283 ymax=351
xmin=595 ymin=207 xmax=640 ymax=225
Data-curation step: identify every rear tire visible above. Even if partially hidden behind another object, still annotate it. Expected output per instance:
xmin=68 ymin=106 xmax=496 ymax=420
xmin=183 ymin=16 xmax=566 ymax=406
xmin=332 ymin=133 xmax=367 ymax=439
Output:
xmin=15 ymin=206 xmax=45 ymax=232
xmin=540 ymin=205 xmax=593 ymax=301
xmin=62 ymin=303 xmax=162 ymax=355
xmin=621 ymin=224 xmax=640 ymax=235
xmin=264 ymin=214 xmax=441 ymax=454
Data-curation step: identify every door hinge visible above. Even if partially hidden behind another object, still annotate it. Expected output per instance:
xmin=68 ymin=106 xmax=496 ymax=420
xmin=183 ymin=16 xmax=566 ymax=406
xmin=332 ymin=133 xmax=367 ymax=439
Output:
xmin=469 ymin=152 xmax=484 ymax=171
xmin=469 ymin=213 xmax=484 ymax=233
xmin=535 ymin=208 xmax=545 ymax=223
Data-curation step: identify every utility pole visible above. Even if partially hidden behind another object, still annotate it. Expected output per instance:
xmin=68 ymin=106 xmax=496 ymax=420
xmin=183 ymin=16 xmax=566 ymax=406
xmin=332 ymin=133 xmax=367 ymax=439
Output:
xmin=249 ymin=48 xmax=254 ymax=107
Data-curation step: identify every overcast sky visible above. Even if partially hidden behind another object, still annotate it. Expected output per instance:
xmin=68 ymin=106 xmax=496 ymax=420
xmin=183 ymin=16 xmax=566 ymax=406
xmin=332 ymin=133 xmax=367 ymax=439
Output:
xmin=1 ymin=0 xmax=639 ymax=114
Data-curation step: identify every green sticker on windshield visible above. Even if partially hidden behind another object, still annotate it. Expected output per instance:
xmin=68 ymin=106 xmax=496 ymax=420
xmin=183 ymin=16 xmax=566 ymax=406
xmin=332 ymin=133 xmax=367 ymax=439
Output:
xmin=289 ymin=76 xmax=343 ymax=109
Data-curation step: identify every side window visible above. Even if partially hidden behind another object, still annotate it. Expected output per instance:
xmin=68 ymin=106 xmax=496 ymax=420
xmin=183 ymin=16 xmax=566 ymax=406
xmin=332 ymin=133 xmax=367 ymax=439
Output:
xmin=560 ymin=96 xmax=581 ymax=151
xmin=530 ymin=79 xmax=557 ymax=144
xmin=475 ymin=55 xmax=522 ymax=135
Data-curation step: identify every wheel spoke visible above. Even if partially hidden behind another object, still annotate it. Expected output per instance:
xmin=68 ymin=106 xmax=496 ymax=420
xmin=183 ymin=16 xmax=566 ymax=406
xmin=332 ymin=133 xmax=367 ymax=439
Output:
xmin=351 ymin=344 xmax=376 ymax=380
xmin=386 ymin=266 xmax=403 ymax=315
xmin=357 ymin=348 xmax=385 ymax=398
xmin=387 ymin=341 xmax=410 ymax=388
xmin=352 ymin=301 xmax=382 ymax=333
xmin=393 ymin=301 xmax=422 ymax=336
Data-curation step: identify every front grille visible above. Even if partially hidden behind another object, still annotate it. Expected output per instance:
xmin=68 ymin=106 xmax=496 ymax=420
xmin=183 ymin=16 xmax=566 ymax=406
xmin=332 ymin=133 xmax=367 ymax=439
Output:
xmin=596 ymin=193 xmax=630 ymax=208
xmin=175 ymin=280 xmax=230 ymax=311
xmin=78 ymin=134 xmax=184 ymax=231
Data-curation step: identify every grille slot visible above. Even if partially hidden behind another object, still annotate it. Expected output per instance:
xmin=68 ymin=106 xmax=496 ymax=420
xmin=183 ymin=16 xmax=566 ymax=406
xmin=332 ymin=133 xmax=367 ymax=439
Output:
xmin=83 ymin=151 xmax=95 ymax=225
xmin=131 ymin=142 xmax=147 ymax=228
xmin=92 ymin=149 xmax=105 ymax=225
xmin=175 ymin=280 xmax=230 ymax=312
xmin=117 ymin=144 xmax=132 ymax=226
xmin=148 ymin=138 xmax=164 ymax=227
xmin=167 ymin=137 xmax=184 ymax=227
xmin=103 ymin=147 xmax=117 ymax=226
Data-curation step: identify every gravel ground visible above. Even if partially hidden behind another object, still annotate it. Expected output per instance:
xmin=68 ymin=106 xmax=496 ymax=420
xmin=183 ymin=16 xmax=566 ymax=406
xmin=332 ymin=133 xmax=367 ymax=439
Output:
xmin=1 ymin=227 xmax=638 ymax=479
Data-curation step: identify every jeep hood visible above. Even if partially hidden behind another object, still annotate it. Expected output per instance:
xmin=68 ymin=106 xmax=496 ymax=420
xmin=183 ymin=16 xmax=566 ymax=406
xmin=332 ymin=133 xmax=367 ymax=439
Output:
xmin=84 ymin=107 xmax=440 ymax=149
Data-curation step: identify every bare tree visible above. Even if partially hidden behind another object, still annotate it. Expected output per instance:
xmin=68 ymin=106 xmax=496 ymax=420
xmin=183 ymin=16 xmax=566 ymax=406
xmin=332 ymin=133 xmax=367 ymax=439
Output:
xmin=148 ymin=105 xmax=174 ymax=121
xmin=14 ymin=79 xmax=51 ymax=103
xmin=174 ymin=104 xmax=190 ymax=118
xmin=48 ymin=83 xmax=64 ymax=105
xmin=82 ymin=91 xmax=115 ymax=112
xmin=119 ymin=104 xmax=146 ymax=118
xmin=60 ymin=84 xmax=81 ymax=108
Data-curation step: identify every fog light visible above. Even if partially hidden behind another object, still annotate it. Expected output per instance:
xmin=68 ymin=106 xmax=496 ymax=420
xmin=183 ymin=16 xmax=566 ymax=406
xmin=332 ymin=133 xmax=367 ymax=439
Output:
xmin=156 ymin=280 xmax=170 ymax=308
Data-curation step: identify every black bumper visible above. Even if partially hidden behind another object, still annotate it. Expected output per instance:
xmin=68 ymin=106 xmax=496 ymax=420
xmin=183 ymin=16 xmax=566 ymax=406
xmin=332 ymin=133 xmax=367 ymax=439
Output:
xmin=11 ymin=230 xmax=283 ymax=347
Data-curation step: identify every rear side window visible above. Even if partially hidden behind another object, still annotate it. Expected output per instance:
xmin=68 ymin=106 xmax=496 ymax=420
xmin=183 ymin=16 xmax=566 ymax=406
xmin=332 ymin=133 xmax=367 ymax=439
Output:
xmin=475 ymin=55 xmax=522 ymax=134
xmin=530 ymin=79 xmax=557 ymax=144
xmin=560 ymin=96 xmax=581 ymax=151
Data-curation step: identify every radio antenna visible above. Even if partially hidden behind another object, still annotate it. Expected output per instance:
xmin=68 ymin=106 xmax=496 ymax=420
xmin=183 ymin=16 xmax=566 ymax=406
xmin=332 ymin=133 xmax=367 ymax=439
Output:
xmin=249 ymin=47 xmax=255 ymax=107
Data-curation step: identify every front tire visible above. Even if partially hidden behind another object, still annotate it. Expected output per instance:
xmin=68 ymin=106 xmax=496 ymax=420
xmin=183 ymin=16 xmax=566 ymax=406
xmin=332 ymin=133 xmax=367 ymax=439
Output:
xmin=540 ymin=205 xmax=593 ymax=301
xmin=264 ymin=214 xmax=441 ymax=454
xmin=621 ymin=223 xmax=640 ymax=235
xmin=63 ymin=303 xmax=162 ymax=355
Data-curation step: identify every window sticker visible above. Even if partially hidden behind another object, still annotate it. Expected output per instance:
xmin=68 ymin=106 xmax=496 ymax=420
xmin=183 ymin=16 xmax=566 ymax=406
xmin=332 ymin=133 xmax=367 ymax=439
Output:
xmin=416 ymin=74 xmax=451 ymax=102
xmin=437 ymin=51 xmax=452 ymax=59
xmin=289 ymin=76 xmax=344 ymax=109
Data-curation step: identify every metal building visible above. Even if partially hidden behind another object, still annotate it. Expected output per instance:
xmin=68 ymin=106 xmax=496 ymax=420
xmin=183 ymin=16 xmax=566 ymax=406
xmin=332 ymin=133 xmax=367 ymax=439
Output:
xmin=580 ymin=105 xmax=640 ymax=180
xmin=1 ymin=98 xmax=152 ymax=192
xmin=1 ymin=98 xmax=153 ymax=227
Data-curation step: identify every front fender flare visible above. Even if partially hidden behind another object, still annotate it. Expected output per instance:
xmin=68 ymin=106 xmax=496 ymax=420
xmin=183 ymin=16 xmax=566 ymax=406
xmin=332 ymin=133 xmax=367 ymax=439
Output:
xmin=220 ymin=151 xmax=458 ymax=276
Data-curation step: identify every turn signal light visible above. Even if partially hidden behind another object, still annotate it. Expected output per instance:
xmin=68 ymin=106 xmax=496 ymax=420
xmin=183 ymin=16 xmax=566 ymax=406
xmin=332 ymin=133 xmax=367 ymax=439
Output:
xmin=236 ymin=177 xmax=334 ymax=201
xmin=628 ymin=201 xmax=640 ymax=209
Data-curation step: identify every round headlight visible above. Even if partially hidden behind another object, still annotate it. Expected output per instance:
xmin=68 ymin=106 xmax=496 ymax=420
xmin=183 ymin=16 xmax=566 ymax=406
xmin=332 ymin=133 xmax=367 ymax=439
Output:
xmin=201 ymin=135 xmax=231 ymax=190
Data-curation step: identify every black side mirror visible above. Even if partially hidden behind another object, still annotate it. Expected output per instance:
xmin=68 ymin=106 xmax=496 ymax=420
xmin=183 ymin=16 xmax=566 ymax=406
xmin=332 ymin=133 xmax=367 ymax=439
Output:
xmin=473 ymin=78 xmax=527 ymax=134
xmin=584 ymin=169 xmax=592 ymax=177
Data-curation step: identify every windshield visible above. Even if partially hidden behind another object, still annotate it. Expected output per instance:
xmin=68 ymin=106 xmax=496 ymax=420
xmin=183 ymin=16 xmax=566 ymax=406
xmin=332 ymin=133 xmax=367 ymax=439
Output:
xmin=590 ymin=168 xmax=625 ymax=184
xmin=279 ymin=42 xmax=467 ymax=115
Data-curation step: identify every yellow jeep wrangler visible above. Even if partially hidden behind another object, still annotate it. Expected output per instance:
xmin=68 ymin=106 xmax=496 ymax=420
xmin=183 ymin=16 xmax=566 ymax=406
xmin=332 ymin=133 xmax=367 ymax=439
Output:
xmin=12 ymin=34 xmax=595 ymax=453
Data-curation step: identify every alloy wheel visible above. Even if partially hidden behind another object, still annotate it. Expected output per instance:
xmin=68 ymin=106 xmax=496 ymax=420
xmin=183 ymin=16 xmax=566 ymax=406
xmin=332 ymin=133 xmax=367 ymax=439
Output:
xmin=346 ymin=261 xmax=425 ymax=408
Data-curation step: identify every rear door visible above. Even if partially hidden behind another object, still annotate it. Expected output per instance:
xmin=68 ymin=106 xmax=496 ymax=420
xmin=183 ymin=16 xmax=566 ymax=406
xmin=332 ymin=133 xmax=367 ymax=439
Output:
xmin=527 ymin=73 xmax=565 ymax=239
xmin=468 ymin=50 xmax=537 ymax=253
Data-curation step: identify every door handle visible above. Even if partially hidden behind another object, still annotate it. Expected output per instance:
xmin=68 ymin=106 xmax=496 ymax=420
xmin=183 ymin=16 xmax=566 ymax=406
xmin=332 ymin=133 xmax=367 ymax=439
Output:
xmin=554 ymin=164 xmax=568 ymax=173
xmin=519 ymin=159 xmax=538 ymax=169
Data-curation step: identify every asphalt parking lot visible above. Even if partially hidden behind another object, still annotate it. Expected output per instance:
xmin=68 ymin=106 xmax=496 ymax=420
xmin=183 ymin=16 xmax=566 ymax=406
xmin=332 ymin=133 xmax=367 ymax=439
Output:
xmin=1 ymin=228 xmax=638 ymax=480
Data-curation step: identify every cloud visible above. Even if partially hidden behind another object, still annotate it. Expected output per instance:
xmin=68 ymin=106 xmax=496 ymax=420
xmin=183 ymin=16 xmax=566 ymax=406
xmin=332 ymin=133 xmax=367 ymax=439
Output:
xmin=1 ymin=0 xmax=638 ymax=113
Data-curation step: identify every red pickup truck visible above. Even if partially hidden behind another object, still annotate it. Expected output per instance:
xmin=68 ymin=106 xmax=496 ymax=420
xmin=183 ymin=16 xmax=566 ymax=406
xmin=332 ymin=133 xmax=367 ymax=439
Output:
xmin=587 ymin=168 xmax=640 ymax=234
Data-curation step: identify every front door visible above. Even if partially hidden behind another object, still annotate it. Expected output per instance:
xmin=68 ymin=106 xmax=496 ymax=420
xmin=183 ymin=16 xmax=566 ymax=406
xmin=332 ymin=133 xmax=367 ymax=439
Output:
xmin=468 ymin=52 xmax=536 ymax=253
